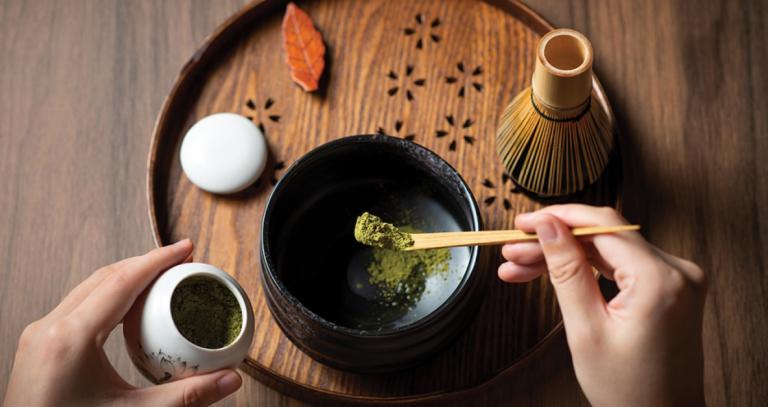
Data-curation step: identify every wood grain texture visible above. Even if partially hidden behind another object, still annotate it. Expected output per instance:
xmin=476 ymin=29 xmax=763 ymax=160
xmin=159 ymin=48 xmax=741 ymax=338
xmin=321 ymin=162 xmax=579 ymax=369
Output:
xmin=1 ymin=0 xmax=766 ymax=406
xmin=147 ymin=0 xmax=619 ymax=402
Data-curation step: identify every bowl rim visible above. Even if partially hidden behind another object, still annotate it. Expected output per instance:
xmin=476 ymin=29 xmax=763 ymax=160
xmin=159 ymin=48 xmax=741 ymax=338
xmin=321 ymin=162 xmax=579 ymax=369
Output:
xmin=260 ymin=134 xmax=482 ymax=338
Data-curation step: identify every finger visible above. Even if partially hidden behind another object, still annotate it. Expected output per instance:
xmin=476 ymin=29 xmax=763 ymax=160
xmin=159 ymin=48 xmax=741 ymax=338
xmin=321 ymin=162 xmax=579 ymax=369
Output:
xmin=516 ymin=204 xmax=659 ymax=271
xmin=653 ymin=247 xmax=706 ymax=285
xmin=535 ymin=214 xmax=606 ymax=330
xmin=498 ymin=261 xmax=547 ymax=283
xmin=516 ymin=204 xmax=630 ymax=229
xmin=132 ymin=369 xmax=241 ymax=407
xmin=583 ymin=244 xmax=615 ymax=280
xmin=72 ymin=239 xmax=193 ymax=343
xmin=498 ymin=257 xmax=612 ymax=284
xmin=503 ymin=239 xmax=615 ymax=281
xmin=501 ymin=242 xmax=544 ymax=265
xmin=47 ymin=256 xmax=141 ymax=321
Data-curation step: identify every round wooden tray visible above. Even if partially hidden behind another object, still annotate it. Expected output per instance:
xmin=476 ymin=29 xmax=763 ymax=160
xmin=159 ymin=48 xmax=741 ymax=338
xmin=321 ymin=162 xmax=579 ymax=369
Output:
xmin=147 ymin=0 xmax=622 ymax=404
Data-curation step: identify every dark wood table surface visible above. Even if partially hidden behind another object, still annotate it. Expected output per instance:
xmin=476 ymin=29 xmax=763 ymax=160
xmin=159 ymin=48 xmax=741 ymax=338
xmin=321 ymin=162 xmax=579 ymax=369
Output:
xmin=1 ymin=0 xmax=765 ymax=405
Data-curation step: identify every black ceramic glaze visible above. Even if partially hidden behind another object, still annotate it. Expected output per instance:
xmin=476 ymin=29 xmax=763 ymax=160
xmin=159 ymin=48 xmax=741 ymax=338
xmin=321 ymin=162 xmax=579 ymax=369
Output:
xmin=260 ymin=135 xmax=486 ymax=372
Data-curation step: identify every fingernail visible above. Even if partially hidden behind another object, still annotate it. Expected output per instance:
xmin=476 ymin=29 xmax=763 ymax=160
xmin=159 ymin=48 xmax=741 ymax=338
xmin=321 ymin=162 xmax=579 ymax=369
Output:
xmin=216 ymin=371 xmax=241 ymax=395
xmin=536 ymin=221 xmax=557 ymax=242
xmin=498 ymin=263 xmax=513 ymax=281
xmin=516 ymin=212 xmax=533 ymax=222
xmin=498 ymin=261 xmax=513 ymax=273
xmin=172 ymin=238 xmax=191 ymax=247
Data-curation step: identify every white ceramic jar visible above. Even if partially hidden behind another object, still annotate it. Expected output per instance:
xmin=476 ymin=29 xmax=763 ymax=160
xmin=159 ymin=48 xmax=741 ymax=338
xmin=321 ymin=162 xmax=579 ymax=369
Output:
xmin=123 ymin=263 xmax=254 ymax=383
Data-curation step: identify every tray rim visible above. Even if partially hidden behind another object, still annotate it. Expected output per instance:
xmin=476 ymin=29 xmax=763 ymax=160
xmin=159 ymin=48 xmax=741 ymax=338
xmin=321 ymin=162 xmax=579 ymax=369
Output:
xmin=145 ymin=0 xmax=623 ymax=403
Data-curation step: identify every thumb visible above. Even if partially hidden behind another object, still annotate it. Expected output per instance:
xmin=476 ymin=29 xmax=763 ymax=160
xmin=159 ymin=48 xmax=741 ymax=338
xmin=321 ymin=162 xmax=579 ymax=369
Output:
xmin=135 ymin=369 xmax=242 ymax=407
xmin=535 ymin=214 xmax=606 ymax=331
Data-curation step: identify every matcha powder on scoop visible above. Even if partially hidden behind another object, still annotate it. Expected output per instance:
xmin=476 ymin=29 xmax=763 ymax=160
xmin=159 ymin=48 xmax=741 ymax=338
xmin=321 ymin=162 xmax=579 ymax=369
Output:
xmin=354 ymin=212 xmax=451 ymax=303
xmin=354 ymin=212 xmax=415 ymax=250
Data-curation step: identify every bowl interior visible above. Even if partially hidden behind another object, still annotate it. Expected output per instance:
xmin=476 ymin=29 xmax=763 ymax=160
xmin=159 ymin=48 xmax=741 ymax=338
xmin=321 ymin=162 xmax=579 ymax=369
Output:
xmin=264 ymin=136 xmax=478 ymax=331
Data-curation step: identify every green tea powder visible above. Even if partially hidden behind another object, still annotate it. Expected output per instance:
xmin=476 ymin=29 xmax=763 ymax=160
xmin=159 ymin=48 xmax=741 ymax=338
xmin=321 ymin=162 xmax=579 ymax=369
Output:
xmin=354 ymin=212 xmax=415 ymax=250
xmin=354 ymin=212 xmax=451 ymax=303
xmin=171 ymin=277 xmax=243 ymax=349
xmin=368 ymin=244 xmax=451 ymax=301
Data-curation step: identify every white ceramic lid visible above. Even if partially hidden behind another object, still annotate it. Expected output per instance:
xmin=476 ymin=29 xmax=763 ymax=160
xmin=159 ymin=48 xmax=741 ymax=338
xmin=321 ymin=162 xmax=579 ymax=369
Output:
xmin=180 ymin=113 xmax=267 ymax=194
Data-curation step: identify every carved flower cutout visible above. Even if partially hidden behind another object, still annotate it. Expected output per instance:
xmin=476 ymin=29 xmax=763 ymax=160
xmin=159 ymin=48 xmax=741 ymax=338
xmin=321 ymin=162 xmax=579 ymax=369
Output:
xmin=435 ymin=114 xmax=475 ymax=152
xmin=244 ymin=97 xmax=281 ymax=136
xmin=445 ymin=62 xmax=483 ymax=98
xmin=480 ymin=173 xmax=520 ymax=211
xmin=386 ymin=64 xmax=426 ymax=102
xmin=403 ymin=14 xmax=441 ymax=50
xmin=252 ymin=160 xmax=286 ymax=188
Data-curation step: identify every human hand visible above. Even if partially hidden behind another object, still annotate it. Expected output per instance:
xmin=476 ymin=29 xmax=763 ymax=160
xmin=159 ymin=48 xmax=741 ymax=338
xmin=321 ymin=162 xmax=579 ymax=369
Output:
xmin=4 ymin=240 xmax=242 ymax=407
xmin=499 ymin=204 xmax=706 ymax=406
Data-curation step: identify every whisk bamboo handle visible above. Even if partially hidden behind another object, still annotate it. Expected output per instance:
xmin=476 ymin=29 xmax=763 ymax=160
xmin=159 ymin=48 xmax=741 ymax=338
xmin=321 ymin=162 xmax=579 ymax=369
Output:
xmin=407 ymin=225 xmax=640 ymax=250
xmin=532 ymin=28 xmax=594 ymax=110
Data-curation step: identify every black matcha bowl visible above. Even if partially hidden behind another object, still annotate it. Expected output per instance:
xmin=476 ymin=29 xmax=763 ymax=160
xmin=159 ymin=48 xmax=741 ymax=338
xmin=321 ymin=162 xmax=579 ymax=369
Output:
xmin=260 ymin=135 xmax=485 ymax=373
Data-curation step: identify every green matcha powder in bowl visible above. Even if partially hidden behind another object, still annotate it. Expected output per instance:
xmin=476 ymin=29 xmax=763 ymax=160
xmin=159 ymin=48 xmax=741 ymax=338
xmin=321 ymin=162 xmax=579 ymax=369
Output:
xmin=354 ymin=212 xmax=452 ymax=305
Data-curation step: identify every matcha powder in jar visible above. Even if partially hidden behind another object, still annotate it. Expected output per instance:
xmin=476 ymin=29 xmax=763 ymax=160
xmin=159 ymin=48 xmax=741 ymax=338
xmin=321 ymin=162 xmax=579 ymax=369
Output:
xmin=170 ymin=276 xmax=243 ymax=349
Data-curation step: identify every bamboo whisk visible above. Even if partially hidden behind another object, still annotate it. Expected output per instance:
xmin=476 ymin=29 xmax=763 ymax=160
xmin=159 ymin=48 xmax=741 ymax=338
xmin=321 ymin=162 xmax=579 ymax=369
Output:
xmin=496 ymin=29 xmax=613 ymax=197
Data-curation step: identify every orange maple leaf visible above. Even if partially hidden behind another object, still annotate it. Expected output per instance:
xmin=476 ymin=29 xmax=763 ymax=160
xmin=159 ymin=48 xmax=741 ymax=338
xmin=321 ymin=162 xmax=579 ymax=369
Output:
xmin=282 ymin=2 xmax=326 ymax=92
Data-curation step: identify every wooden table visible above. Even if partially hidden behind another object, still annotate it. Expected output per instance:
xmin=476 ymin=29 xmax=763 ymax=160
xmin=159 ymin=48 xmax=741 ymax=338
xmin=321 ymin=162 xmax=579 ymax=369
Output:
xmin=1 ymin=0 xmax=765 ymax=405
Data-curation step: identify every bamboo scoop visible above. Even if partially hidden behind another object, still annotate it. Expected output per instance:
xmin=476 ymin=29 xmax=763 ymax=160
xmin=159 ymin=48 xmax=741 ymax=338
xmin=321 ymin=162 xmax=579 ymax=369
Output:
xmin=354 ymin=212 xmax=639 ymax=251
xmin=405 ymin=224 xmax=640 ymax=251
